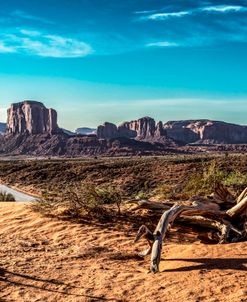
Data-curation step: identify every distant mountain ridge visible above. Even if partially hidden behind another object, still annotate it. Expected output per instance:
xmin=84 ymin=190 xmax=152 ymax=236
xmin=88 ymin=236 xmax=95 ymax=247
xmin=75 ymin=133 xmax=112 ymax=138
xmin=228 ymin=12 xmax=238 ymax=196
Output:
xmin=97 ymin=117 xmax=247 ymax=145
xmin=1 ymin=100 xmax=247 ymax=156
xmin=164 ymin=119 xmax=247 ymax=144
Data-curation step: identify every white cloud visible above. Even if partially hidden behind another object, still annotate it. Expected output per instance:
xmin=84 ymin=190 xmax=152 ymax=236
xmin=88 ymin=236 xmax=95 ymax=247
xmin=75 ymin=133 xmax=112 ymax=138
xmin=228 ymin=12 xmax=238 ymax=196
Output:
xmin=140 ymin=5 xmax=247 ymax=22
xmin=201 ymin=5 xmax=247 ymax=13
xmin=0 ymin=29 xmax=92 ymax=58
xmin=135 ymin=10 xmax=158 ymax=14
xmin=146 ymin=11 xmax=190 ymax=20
xmin=146 ymin=41 xmax=178 ymax=47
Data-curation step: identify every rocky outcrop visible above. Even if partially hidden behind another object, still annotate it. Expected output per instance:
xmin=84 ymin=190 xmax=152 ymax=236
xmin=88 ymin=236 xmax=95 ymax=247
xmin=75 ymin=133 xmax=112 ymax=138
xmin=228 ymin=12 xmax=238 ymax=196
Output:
xmin=3 ymin=101 xmax=247 ymax=157
xmin=117 ymin=122 xmax=137 ymax=139
xmin=97 ymin=117 xmax=172 ymax=143
xmin=97 ymin=117 xmax=247 ymax=145
xmin=154 ymin=121 xmax=167 ymax=138
xmin=118 ymin=117 xmax=156 ymax=140
xmin=164 ymin=120 xmax=247 ymax=144
xmin=6 ymin=101 xmax=59 ymax=135
xmin=97 ymin=122 xmax=118 ymax=139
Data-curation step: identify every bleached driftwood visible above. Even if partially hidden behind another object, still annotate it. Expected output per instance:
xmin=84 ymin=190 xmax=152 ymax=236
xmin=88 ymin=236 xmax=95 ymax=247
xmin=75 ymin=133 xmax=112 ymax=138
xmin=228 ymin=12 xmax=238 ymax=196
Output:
xmin=226 ymin=195 xmax=247 ymax=218
xmin=132 ymin=185 xmax=247 ymax=273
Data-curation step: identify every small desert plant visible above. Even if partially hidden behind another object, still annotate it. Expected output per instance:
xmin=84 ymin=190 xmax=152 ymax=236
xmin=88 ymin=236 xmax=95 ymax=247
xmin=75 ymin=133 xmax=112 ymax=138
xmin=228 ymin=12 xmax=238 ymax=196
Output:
xmin=154 ymin=182 xmax=186 ymax=200
xmin=223 ymin=171 xmax=247 ymax=194
xmin=31 ymin=183 xmax=123 ymax=218
xmin=0 ymin=191 xmax=15 ymax=201
xmin=63 ymin=184 xmax=123 ymax=215
xmin=184 ymin=160 xmax=247 ymax=197
xmin=223 ymin=171 xmax=247 ymax=186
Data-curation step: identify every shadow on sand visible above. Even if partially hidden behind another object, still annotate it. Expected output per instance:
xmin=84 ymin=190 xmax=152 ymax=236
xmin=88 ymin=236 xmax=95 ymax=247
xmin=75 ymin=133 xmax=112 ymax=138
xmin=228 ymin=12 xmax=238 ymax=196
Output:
xmin=0 ymin=267 xmax=121 ymax=301
xmin=161 ymin=257 xmax=247 ymax=273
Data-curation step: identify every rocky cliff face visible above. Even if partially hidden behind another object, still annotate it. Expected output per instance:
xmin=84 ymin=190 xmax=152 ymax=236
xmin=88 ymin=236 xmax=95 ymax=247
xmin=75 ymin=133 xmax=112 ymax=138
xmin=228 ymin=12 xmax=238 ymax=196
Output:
xmin=6 ymin=101 xmax=59 ymax=135
xmin=97 ymin=118 xmax=247 ymax=145
xmin=97 ymin=117 xmax=171 ymax=143
xmin=164 ymin=120 xmax=247 ymax=144
xmin=154 ymin=121 xmax=167 ymax=138
xmin=118 ymin=117 xmax=156 ymax=140
xmin=97 ymin=122 xmax=119 ymax=139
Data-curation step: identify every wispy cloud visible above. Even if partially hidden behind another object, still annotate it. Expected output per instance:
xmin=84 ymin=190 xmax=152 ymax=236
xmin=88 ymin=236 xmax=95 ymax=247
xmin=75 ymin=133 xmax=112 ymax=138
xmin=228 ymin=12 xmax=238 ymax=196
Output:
xmin=0 ymin=29 xmax=92 ymax=58
xmin=201 ymin=5 xmax=247 ymax=13
xmin=135 ymin=9 xmax=160 ymax=15
xmin=10 ymin=10 xmax=54 ymax=24
xmin=146 ymin=41 xmax=178 ymax=47
xmin=140 ymin=5 xmax=247 ymax=21
xmin=143 ymin=11 xmax=190 ymax=20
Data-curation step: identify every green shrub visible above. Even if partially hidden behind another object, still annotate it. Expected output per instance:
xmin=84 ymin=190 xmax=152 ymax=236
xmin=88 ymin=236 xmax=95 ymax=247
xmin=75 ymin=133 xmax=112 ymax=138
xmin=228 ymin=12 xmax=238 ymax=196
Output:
xmin=184 ymin=160 xmax=247 ymax=197
xmin=31 ymin=183 xmax=123 ymax=218
xmin=223 ymin=171 xmax=247 ymax=187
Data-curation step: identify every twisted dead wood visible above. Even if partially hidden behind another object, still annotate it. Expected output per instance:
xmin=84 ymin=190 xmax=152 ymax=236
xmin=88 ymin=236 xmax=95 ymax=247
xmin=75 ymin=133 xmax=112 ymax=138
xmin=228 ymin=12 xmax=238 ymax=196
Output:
xmin=131 ymin=185 xmax=247 ymax=273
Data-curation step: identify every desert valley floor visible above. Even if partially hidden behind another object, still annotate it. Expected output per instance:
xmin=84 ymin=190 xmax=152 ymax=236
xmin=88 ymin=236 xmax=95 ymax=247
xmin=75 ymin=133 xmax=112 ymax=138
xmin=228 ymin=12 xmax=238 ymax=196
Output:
xmin=0 ymin=202 xmax=246 ymax=302
xmin=0 ymin=155 xmax=246 ymax=302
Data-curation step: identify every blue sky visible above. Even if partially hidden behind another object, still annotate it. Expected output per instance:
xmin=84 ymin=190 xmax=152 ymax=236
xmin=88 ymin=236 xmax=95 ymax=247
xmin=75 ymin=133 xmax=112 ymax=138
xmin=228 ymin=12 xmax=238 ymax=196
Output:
xmin=0 ymin=0 xmax=247 ymax=130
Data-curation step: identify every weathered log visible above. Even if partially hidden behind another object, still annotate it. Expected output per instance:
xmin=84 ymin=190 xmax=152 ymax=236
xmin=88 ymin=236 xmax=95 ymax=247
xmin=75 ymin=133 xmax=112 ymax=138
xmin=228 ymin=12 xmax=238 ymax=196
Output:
xmin=134 ymin=202 xmax=243 ymax=273
xmin=226 ymin=195 xmax=247 ymax=218
xmin=237 ymin=187 xmax=247 ymax=204
xmin=149 ymin=203 xmax=244 ymax=273
xmin=179 ymin=215 xmax=242 ymax=240
xmin=150 ymin=204 xmax=194 ymax=273
xmin=134 ymin=225 xmax=154 ymax=256
xmin=127 ymin=198 xmax=226 ymax=219
xmin=132 ymin=185 xmax=247 ymax=273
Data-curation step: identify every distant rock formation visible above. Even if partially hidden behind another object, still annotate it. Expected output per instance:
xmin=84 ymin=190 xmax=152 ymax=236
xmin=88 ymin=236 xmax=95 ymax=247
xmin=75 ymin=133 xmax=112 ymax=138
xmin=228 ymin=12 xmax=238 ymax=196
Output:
xmin=2 ymin=100 xmax=247 ymax=157
xmin=96 ymin=117 xmax=247 ymax=146
xmin=75 ymin=127 xmax=96 ymax=135
xmin=154 ymin=121 xmax=167 ymax=138
xmin=96 ymin=117 xmax=172 ymax=143
xmin=164 ymin=120 xmax=247 ymax=144
xmin=118 ymin=117 xmax=156 ymax=140
xmin=6 ymin=101 xmax=59 ymax=135
xmin=97 ymin=122 xmax=119 ymax=139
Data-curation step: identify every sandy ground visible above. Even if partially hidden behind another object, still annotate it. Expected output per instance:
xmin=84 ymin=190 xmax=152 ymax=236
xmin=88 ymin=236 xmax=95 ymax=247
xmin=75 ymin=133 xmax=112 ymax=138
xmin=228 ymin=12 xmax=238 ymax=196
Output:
xmin=0 ymin=202 xmax=246 ymax=302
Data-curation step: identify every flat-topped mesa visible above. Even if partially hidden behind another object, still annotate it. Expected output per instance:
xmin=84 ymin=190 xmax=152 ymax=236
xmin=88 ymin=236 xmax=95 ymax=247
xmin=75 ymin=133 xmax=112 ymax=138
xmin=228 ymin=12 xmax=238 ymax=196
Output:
xmin=97 ymin=116 xmax=169 ymax=142
xmin=6 ymin=101 xmax=59 ymax=135
xmin=164 ymin=120 xmax=247 ymax=144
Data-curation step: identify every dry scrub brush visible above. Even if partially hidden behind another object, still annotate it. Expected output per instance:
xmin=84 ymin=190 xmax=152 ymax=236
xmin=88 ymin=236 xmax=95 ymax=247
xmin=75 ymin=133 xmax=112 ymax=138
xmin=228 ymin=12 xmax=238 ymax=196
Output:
xmin=31 ymin=182 xmax=123 ymax=219
xmin=155 ymin=159 xmax=247 ymax=201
